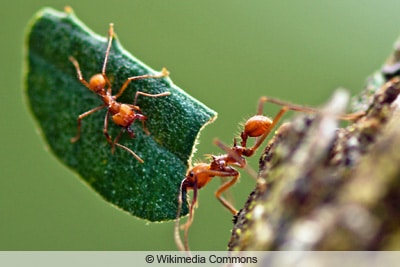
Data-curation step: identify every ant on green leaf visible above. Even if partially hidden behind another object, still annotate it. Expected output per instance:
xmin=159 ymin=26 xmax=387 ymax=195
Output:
xmin=69 ymin=23 xmax=170 ymax=163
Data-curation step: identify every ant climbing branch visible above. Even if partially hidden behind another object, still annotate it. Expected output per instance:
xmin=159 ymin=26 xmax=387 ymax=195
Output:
xmin=175 ymin=95 xmax=365 ymax=251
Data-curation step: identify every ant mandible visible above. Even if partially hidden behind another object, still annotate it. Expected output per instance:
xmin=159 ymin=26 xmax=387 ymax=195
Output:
xmin=174 ymin=96 xmax=364 ymax=251
xmin=69 ymin=23 xmax=170 ymax=163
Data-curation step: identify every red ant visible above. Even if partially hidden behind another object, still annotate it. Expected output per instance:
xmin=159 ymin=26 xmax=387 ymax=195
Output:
xmin=174 ymin=96 xmax=364 ymax=251
xmin=69 ymin=23 xmax=170 ymax=163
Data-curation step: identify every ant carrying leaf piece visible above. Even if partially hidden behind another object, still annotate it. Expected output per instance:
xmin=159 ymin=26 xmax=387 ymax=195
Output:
xmin=69 ymin=23 xmax=170 ymax=163
xmin=25 ymin=7 xmax=216 ymax=222
xmin=175 ymin=96 xmax=364 ymax=251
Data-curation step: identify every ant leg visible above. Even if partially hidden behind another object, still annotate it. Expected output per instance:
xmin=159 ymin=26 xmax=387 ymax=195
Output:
xmin=198 ymin=169 xmax=241 ymax=214
xmin=256 ymin=96 xmax=267 ymax=115
xmin=71 ymin=105 xmax=106 ymax=143
xmin=133 ymin=91 xmax=171 ymax=106
xmin=219 ymin=177 xmax=235 ymax=209
xmin=174 ymin=180 xmax=187 ymax=252
xmin=114 ymin=143 xmax=144 ymax=163
xmin=260 ymin=96 xmax=364 ymax=121
xmin=103 ymin=109 xmax=113 ymax=146
xmin=111 ymin=128 xmax=125 ymax=154
xmin=182 ymin=180 xmax=198 ymax=252
xmin=101 ymin=23 xmax=114 ymax=89
xmin=69 ymin=56 xmax=91 ymax=89
xmin=214 ymin=139 xmax=258 ymax=180
xmin=108 ymin=124 xmax=144 ymax=163
xmin=258 ymin=96 xmax=319 ymax=115
xmin=175 ymin=178 xmax=196 ymax=252
xmin=180 ymin=178 xmax=198 ymax=233
xmin=215 ymin=173 xmax=240 ymax=215
xmin=114 ymin=68 xmax=170 ymax=99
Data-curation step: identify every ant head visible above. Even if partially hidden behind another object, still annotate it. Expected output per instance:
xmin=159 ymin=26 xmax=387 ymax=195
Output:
xmin=243 ymin=115 xmax=273 ymax=138
xmin=185 ymin=163 xmax=212 ymax=190
xmin=89 ymin=74 xmax=106 ymax=93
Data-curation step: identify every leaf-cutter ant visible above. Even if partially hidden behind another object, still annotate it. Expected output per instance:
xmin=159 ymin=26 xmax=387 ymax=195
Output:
xmin=69 ymin=23 xmax=170 ymax=163
xmin=174 ymin=96 xmax=364 ymax=251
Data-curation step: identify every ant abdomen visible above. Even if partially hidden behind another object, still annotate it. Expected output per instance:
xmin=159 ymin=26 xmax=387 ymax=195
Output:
xmin=112 ymin=104 xmax=136 ymax=127
xmin=243 ymin=115 xmax=273 ymax=138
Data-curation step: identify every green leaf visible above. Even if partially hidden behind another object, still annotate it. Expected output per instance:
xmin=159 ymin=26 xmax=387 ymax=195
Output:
xmin=25 ymin=7 xmax=216 ymax=222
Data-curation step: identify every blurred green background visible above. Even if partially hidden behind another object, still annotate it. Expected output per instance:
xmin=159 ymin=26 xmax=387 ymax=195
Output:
xmin=2 ymin=0 xmax=400 ymax=251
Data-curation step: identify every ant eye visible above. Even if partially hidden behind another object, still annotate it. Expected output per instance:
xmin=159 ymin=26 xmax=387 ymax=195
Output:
xmin=189 ymin=171 xmax=194 ymax=177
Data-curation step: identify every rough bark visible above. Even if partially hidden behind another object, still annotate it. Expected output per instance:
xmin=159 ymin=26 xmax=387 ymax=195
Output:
xmin=228 ymin=40 xmax=400 ymax=251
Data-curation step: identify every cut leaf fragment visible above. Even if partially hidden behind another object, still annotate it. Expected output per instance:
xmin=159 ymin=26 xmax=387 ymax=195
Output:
xmin=25 ymin=7 xmax=216 ymax=222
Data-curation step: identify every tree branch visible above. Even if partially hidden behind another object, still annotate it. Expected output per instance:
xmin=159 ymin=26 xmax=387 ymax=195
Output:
xmin=228 ymin=44 xmax=400 ymax=250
